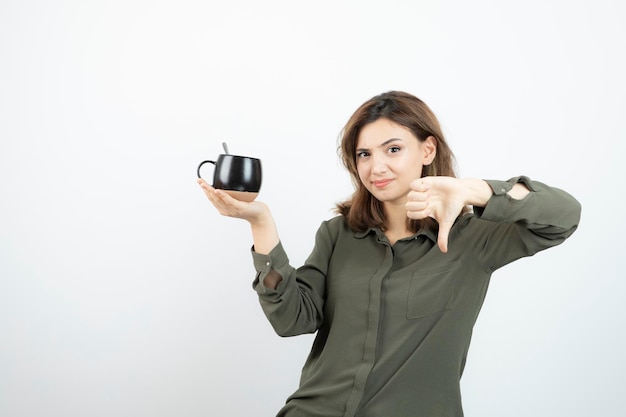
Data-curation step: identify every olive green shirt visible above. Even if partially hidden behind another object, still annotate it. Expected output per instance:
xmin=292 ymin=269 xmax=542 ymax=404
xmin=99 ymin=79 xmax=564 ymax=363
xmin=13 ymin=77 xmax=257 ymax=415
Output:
xmin=251 ymin=177 xmax=581 ymax=417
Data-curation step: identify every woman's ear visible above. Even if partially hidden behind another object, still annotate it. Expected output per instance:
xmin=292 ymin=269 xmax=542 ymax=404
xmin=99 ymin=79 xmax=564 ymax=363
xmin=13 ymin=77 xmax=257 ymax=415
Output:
xmin=422 ymin=136 xmax=437 ymax=165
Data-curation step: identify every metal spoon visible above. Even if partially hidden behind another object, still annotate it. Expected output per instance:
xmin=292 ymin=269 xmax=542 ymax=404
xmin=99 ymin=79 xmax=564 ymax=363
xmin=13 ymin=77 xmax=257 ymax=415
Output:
xmin=222 ymin=142 xmax=229 ymax=154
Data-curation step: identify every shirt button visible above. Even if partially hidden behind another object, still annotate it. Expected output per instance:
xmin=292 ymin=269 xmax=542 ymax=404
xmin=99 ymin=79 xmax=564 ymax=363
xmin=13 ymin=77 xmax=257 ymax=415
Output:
xmin=265 ymin=261 xmax=271 ymax=266
xmin=500 ymin=188 xmax=507 ymax=193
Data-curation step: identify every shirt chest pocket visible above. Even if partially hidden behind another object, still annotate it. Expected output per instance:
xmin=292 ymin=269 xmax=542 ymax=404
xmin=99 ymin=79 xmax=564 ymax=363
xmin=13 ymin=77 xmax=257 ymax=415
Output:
xmin=406 ymin=262 xmax=460 ymax=319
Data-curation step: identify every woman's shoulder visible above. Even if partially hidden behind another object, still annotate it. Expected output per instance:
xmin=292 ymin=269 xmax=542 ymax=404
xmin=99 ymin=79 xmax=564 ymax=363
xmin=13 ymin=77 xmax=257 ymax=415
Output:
xmin=315 ymin=214 xmax=355 ymax=241
xmin=321 ymin=214 xmax=349 ymax=232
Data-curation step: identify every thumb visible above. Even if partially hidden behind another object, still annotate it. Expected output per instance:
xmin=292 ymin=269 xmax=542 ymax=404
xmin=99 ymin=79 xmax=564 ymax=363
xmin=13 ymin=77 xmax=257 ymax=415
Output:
xmin=437 ymin=220 xmax=453 ymax=253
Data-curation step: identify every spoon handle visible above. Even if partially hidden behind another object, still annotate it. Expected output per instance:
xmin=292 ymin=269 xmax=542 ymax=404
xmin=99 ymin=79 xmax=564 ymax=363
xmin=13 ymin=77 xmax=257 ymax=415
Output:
xmin=222 ymin=142 xmax=229 ymax=154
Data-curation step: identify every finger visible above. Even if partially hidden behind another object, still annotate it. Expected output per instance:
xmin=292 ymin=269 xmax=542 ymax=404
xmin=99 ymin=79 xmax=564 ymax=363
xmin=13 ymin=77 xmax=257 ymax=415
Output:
xmin=407 ymin=210 xmax=429 ymax=220
xmin=406 ymin=187 xmax=430 ymax=219
xmin=407 ymin=188 xmax=429 ymax=203
xmin=196 ymin=181 xmax=231 ymax=205
xmin=406 ymin=204 xmax=431 ymax=220
xmin=437 ymin=220 xmax=453 ymax=253
xmin=405 ymin=201 xmax=430 ymax=217
xmin=201 ymin=187 xmax=226 ymax=210
xmin=197 ymin=181 xmax=233 ymax=212
xmin=213 ymin=189 xmax=258 ymax=219
xmin=197 ymin=178 xmax=213 ymax=189
xmin=213 ymin=188 xmax=243 ymax=207
xmin=197 ymin=178 xmax=215 ymax=195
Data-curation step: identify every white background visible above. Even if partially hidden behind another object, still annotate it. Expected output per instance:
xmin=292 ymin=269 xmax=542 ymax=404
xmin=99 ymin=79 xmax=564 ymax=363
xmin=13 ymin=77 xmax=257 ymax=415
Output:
xmin=1 ymin=0 xmax=624 ymax=416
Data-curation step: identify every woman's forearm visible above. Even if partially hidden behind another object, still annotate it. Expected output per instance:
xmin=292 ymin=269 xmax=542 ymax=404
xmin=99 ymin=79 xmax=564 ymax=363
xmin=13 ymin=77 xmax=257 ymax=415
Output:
xmin=249 ymin=208 xmax=280 ymax=255
xmin=461 ymin=178 xmax=530 ymax=207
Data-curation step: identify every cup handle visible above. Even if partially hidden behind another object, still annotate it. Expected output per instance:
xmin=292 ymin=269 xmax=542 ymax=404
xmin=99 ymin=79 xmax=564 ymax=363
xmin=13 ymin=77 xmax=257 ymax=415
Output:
xmin=197 ymin=160 xmax=216 ymax=179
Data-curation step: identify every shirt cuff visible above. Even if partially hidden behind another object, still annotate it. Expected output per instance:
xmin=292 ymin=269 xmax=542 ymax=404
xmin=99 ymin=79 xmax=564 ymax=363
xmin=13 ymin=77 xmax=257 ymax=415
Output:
xmin=484 ymin=176 xmax=535 ymax=196
xmin=251 ymin=241 xmax=290 ymax=295
xmin=474 ymin=176 xmax=535 ymax=220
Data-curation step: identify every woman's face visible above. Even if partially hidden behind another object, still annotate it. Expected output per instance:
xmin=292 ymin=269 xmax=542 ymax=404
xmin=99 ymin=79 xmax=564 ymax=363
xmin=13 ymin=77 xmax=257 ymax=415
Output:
xmin=355 ymin=118 xmax=435 ymax=206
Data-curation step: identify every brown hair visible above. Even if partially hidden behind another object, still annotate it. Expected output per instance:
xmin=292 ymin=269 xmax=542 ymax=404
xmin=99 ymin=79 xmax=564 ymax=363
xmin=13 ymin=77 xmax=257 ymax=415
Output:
xmin=335 ymin=91 xmax=466 ymax=233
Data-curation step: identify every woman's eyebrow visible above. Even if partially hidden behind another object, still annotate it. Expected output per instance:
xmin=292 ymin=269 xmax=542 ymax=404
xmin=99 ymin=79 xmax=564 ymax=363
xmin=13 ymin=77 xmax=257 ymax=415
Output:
xmin=356 ymin=138 xmax=403 ymax=152
xmin=380 ymin=138 xmax=403 ymax=147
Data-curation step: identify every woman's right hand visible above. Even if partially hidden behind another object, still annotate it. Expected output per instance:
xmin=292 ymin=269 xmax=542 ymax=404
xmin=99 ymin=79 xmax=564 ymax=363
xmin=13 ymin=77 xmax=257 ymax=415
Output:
xmin=198 ymin=178 xmax=280 ymax=255
xmin=197 ymin=178 xmax=269 ymax=224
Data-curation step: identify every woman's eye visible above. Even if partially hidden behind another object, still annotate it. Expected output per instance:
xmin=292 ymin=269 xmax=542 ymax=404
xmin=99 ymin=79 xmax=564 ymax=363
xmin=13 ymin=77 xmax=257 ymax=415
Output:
xmin=356 ymin=151 xmax=369 ymax=158
xmin=388 ymin=146 xmax=401 ymax=153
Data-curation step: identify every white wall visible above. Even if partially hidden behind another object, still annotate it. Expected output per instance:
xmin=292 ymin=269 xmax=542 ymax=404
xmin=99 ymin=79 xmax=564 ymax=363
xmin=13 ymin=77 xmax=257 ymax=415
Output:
xmin=1 ymin=1 xmax=623 ymax=416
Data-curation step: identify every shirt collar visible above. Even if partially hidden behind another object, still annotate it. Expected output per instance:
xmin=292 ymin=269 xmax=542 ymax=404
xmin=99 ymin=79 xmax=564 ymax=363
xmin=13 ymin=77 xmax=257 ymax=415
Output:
xmin=354 ymin=226 xmax=438 ymax=243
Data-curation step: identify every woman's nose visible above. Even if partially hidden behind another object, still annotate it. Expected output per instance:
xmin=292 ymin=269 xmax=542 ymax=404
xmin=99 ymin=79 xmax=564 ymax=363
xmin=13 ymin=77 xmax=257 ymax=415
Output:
xmin=371 ymin=155 xmax=388 ymax=174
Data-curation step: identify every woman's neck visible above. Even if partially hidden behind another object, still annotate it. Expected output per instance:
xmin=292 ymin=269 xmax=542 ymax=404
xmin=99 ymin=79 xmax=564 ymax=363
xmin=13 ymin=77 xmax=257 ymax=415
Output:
xmin=384 ymin=201 xmax=412 ymax=244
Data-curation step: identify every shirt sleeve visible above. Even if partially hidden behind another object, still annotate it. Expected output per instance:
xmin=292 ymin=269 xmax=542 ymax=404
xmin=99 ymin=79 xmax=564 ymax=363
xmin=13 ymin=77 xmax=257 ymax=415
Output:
xmin=469 ymin=176 xmax=581 ymax=272
xmin=250 ymin=220 xmax=336 ymax=337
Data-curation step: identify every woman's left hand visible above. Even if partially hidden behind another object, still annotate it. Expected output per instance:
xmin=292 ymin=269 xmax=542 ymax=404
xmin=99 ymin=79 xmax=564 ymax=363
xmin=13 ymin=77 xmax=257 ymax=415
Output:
xmin=405 ymin=176 xmax=471 ymax=253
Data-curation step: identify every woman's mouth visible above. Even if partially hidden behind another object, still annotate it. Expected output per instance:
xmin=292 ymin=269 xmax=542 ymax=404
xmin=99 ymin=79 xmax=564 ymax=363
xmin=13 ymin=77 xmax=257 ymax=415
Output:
xmin=372 ymin=179 xmax=393 ymax=188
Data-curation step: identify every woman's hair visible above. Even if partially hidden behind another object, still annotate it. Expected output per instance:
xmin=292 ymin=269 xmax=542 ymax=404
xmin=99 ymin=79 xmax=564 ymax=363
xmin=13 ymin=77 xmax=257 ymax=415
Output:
xmin=335 ymin=90 xmax=465 ymax=233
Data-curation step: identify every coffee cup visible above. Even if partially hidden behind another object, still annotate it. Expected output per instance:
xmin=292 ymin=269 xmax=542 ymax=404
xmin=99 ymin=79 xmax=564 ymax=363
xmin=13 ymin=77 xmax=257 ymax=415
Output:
xmin=197 ymin=152 xmax=262 ymax=202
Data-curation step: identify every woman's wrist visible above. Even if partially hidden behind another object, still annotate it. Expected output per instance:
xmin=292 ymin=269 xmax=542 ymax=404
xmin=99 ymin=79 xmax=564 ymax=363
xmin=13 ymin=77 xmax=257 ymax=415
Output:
xmin=245 ymin=203 xmax=271 ymax=226
xmin=248 ymin=206 xmax=280 ymax=255
xmin=460 ymin=178 xmax=493 ymax=208
xmin=507 ymin=183 xmax=531 ymax=200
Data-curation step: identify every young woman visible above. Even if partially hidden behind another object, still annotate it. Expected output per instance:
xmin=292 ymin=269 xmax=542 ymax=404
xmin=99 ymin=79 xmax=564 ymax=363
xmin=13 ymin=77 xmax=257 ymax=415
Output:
xmin=197 ymin=91 xmax=581 ymax=417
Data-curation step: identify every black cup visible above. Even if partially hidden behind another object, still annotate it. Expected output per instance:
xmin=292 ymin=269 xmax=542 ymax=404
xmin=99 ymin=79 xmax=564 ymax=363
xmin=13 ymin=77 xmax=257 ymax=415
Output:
xmin=197 ymin=154 xmax=262 ymax=202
